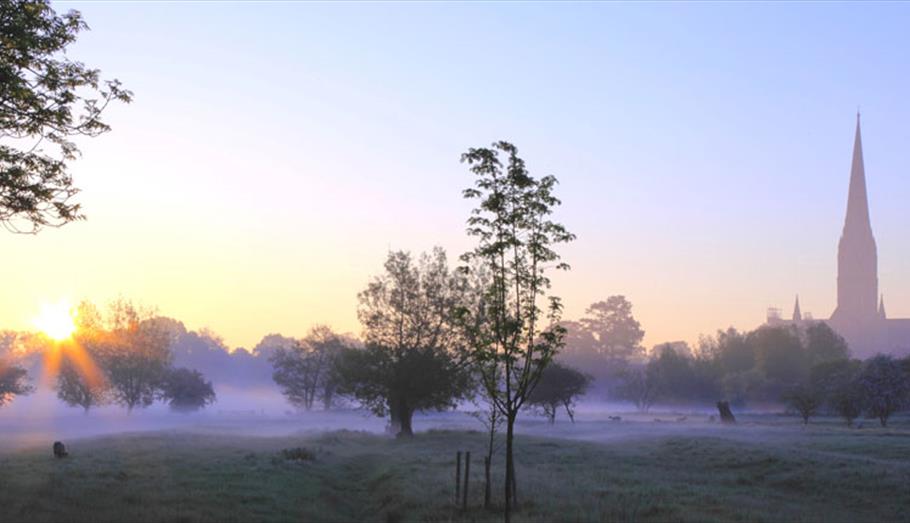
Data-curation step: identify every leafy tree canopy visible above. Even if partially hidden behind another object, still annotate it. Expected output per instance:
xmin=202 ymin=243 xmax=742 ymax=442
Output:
xmin=1 ymin=0 xmax=131 ymax=232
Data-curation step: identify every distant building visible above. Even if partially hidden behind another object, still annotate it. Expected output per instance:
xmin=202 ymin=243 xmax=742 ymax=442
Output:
xmin=766 ymin=114 xmax=910 ymax=357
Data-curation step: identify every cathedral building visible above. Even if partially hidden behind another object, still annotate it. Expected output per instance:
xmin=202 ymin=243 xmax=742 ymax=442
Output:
xmin=766 ymin=114 xmax=910 ymax=357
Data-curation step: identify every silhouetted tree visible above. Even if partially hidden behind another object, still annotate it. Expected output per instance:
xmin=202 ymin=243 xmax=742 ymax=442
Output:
xmin=750 ymin=326 xmax=807 ymax=396
xmin=781 ymin=383 xmax=823 ymax=425
xmin=0 ymin=361 xmax=32 ymax=406
xmin=805 ymin=323 xmax=850 ymax=366
xmin=720 ymin=368 xmax=765 ymax=407
xmin=335 ymin=248 xmax=471 ymax=437
xmin=580 ymin=297 xmax=645 ymax=362
xmin=812 ymin=358 xmax=864 ymax=427
xmin=52 ymin=310 xmax=108 ymax=413
xmin=271 ymin=325 xmax=348 ymax=411
xmin=701 ymin=328 xmax=754 ymax=376
xmin=859 ymin=355 xmax=909 ymax=427
xmin=616 ymin=363 xmax=660 ymax=412
xmin=458 ymin=141 xmax=574 ymax=522
xmin=648 ymin=343 xmax=694 ymax=400
xmin=253 ymin=333 xmax=297 ymax=361
xmin=159 ymin=367 xmax=216 ymax=412
xmin=526 ymin=363 xmax=591 ymax=423
xmin=0 ymin=0 xmax=131 ymax=232
xmin=92 ymin=300 xmax=173 ymax=413
xmin=55 ymin=357 xmax=108 ymax=413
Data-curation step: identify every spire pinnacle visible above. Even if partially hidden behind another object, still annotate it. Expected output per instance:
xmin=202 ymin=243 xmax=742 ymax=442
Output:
xmin=843 ymin=113 xmax=872 ymax=235
xmin=879 ymin=294 xmax=886 ymax=319
xmin=792 ymin=295 xmax=802 ymax=322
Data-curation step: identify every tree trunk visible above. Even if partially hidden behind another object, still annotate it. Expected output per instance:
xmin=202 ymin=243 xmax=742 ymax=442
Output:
xmin=504 ymin=414 xmax=515 ymax=523
xmin=510 ymin=454 xmax=517 ymax=506
xmin=322 ymin=387 xmax=333 ymax=411
xmin=716 ymin=401 xmax=736 ymax=423
xmin=484 ymin=456 xmax=491 ymax=509
xmin=564 ymin=400 xmax=575 ymax=423
xmin=388 ymin=399 xmax=402 ymax=435
xmin=397 ymin=403 xmax=414 ymax=438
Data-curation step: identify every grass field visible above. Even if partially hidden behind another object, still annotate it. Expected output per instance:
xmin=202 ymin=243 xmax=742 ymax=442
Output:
xmin=1 ymin=414 xmax=909 ymax=523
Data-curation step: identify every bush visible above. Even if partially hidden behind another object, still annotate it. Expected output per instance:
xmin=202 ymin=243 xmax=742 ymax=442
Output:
xmin=159 ymin=367 xmax=216 ymax=412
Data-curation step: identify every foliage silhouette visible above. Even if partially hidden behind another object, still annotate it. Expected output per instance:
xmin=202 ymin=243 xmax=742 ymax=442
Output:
xmin=0 ymin=0 xmax=131 ymax=232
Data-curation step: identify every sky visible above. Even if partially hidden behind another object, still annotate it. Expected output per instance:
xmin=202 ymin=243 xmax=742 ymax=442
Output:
xmin=3 ymin=1 xmax=910 ymax=351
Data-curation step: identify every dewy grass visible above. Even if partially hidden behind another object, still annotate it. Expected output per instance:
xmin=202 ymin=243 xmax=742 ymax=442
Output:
xmin=0 ymin=417 xmax=909 ymax=523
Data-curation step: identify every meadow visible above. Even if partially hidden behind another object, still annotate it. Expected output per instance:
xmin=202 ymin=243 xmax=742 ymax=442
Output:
xmin=1 ymin=411 xmax=909 ymax=523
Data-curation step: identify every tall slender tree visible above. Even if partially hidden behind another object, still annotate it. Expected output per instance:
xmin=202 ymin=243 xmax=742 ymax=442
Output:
xmin=458 ymin=141 xmax=574 ymax=522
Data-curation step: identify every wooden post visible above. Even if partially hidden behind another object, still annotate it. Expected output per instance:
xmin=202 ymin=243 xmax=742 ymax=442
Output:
xmin=463 ymin=451 xmax=471 ymax=510
xmin=455 ymin=451 xmax=461 ymax=506
xmin=509 ymin=458 xmax=517 ymax=507
xmin=484 ymin=456 xmax=491 ymax=509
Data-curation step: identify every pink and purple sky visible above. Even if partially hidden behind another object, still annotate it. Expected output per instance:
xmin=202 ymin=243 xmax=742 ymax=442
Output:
xmin=3 ymin=2 xmax=909 ymax=351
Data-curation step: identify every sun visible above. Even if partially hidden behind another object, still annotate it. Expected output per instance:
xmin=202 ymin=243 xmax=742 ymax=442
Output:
xmin=33 ymin=300 xmax=77 ymax=341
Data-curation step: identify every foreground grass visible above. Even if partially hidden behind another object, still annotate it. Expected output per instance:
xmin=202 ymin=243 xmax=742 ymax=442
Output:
xmin=1 ymin=422 xmax=909 ymax=523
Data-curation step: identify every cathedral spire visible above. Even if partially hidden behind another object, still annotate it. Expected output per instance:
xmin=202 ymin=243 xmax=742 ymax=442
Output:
xmin=844 ymin=112 xmax=872 ymax=235
xmin=831 ymin=112 xmax=879 ymax=325
xmin=879 ymin=294 xmax=886 ymax=319
xmin=792 ymin=295 xmax=802 ymax=322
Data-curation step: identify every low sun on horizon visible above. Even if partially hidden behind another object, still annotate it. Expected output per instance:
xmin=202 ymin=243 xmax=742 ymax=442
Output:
xmin=32 ymin=300 xmax=77 ymax=341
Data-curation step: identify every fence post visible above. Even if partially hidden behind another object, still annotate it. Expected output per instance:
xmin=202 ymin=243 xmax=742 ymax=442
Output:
xmin=510 ymin=458 xmax=517 ymax=507
xmin=462 ymin=451 xmax=471 ymax=510
xmin=455 ymin=451 xmax=462 ymax=506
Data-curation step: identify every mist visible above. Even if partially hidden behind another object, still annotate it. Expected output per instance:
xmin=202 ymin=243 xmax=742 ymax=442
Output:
xmin=3 ymin=2 xmax=910 ymax=522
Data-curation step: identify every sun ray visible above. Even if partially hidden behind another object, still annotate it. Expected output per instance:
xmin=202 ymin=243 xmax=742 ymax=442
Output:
xmin=61 ymin=339 xmax=106 ymax=388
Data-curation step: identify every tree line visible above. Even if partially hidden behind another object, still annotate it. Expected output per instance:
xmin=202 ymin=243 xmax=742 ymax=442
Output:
xmin=591 ymin=319 xmax=910 ymax=427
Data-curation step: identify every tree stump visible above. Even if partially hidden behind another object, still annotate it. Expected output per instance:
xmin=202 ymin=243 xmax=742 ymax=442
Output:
xmin=53 ymin=441 xmax=68 ymax=458
xmin=716 ymin=401 xmax=736 ymax=423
